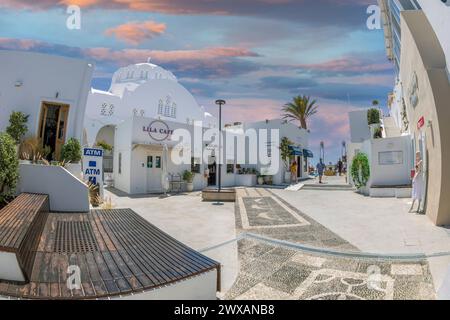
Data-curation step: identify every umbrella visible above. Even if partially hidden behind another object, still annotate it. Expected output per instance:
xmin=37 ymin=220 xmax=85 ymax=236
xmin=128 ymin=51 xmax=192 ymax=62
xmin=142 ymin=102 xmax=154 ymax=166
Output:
xmin=161 ymin=144 xmax=170 ymax=194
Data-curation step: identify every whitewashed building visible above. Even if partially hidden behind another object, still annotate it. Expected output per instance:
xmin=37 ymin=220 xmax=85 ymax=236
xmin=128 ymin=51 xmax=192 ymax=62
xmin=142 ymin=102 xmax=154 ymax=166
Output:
xmin=84 ymin=61 xmax=311 ymax=194
xmin=0 ymin=50 xmax=93 ymax=159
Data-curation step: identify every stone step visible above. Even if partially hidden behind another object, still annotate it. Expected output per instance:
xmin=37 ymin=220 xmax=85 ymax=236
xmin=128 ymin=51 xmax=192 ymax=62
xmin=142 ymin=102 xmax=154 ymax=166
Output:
xmin=302 ymin=184 xmax=355 ymax=191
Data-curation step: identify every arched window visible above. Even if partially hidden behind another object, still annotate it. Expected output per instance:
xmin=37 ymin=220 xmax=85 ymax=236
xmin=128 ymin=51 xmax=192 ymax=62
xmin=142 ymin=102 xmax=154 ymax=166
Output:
xmin=158 ymin=99 xmax=164 ymax=115
xmin=171 ymin=102 xmax=177 ymax=118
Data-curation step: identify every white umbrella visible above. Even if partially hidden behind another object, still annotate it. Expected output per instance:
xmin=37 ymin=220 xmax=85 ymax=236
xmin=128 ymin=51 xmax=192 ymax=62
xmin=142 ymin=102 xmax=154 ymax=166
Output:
xmin=161 ymin=144 xmax=170 ymax=194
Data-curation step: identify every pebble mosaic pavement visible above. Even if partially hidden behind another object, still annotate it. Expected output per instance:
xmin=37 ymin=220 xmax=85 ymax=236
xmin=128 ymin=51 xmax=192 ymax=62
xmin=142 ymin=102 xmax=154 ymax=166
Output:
xmin=224 ymin=188 xmax=436 ymax=300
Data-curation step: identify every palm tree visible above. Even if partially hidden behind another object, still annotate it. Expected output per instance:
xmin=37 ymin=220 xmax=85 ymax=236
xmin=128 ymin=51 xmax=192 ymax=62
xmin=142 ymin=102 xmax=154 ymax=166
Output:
xmin=282 ymin=95 xmax=318 ymax=130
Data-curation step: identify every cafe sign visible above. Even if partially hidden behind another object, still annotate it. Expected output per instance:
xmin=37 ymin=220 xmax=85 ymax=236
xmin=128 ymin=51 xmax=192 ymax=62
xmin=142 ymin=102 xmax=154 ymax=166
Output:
xmin=417 ymin=116 xmax=425 ymax=130
xmin=143 ymin=120 xmax=174 ymax=141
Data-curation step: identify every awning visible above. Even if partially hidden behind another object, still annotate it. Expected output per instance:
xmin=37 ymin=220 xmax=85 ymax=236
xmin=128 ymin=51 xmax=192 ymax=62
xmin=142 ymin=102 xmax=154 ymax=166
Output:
xmin=288 ymin=146 xmax=303 ymax=156
xmin=303 ymin=149 xmax=314 ymax=158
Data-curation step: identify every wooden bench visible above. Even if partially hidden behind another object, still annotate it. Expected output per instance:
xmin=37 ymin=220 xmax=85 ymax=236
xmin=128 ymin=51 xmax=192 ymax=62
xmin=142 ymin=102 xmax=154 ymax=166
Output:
xmin=0 ymin=193 xmax=49 ymax=283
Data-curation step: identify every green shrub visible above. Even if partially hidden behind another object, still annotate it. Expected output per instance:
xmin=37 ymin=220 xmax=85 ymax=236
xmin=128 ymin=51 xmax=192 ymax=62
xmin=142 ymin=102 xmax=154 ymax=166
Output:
xmin=95 ymin=140 xmax=113 ymax=152
xmin=61 ymin=138 xmax=82 ymax=163
xmin=350 ymin=152 xmax=370 ymax=189
xmin=182 ymin=170 xmax=194 ymax=183
xmin=0 ymin=133 xmax=19 ymax=204
xmin=6 ymin=111 xmax=29 ymax=144
xmin=279 ymin=137 xmax=293 ymax=170
xmin=367 ymin=108 xmax=381 ymax=125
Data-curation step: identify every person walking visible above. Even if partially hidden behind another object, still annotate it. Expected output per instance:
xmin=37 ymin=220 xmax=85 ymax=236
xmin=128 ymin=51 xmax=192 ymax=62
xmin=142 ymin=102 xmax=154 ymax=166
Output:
xmin=410 ymin=151 xmax=424 ymax=213
xmin=316 ymin=159 xmax=325 ymax=184
xmin=290 ymin=160 xmax=298 ymax=184
xmin=338 ymin=159 xmax=343 ymax=176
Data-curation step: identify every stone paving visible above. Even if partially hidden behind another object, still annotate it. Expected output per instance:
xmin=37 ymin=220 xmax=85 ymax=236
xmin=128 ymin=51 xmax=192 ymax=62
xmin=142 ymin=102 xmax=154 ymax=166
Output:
xmin=235 ymin=188 xmax=357 ymax=251
xmin=226 ymin=188 xmax=437 ymax=300
xmin=225 ymin=238 xmax=436 ymax=300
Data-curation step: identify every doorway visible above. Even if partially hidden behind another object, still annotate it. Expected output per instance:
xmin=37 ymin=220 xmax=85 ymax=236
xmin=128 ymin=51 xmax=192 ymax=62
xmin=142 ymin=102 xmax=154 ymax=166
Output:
xmin=296 ymin=156 xmax=302 ymax=179
xmin=208 ymin=161 xmax=217 ymax=186
xmin=146 ymin=153 xmax=162 ymax=193
xmin=38 ymin=102 xmax=70 ymax=160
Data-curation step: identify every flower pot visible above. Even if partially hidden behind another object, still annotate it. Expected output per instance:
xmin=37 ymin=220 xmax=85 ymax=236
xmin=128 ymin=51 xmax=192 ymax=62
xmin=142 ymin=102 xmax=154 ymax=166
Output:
xmin=186 ymin=182 xmax=194 ymax=192
xmin=257 ymin=176 xmax=264 ymax=185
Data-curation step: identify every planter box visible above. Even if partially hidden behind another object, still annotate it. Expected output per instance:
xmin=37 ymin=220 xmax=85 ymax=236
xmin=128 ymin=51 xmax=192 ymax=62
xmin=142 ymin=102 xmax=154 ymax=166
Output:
xmin=235 ymin=174 xmax=257 ymax=187
xmin=202 ymin=188 xmax=236 ymax=202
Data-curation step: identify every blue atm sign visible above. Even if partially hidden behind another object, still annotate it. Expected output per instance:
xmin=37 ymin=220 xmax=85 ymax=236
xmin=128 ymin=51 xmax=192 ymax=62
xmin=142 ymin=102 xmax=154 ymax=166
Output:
xmin=83 ymin=147 xmax=104 ymax=191
xmin=84 ymin=148 xmax=103 ymax=157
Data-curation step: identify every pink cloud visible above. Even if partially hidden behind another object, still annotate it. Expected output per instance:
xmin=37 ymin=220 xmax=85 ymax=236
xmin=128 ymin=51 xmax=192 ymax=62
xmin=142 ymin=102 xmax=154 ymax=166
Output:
xmin=298 ymin=56 xmax=392 ymax=74
xmin=86 ymin=46 xmax=259 ymax=65
xmin=105 ymin=20 xmax=166 ymax=45
xmin=0 ymin=38 xmax=41 ymax=50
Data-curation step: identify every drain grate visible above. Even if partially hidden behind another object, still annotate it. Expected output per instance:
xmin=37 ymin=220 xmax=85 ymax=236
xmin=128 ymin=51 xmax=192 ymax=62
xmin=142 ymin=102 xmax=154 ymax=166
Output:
xmin=54 ymin=221 xmax=99 ymax=253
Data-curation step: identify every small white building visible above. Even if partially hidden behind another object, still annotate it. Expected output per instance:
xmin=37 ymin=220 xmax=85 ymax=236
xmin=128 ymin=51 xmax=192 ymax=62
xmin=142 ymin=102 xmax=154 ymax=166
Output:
xmin=347 ymin=108 xmax=413 ymax=198
xmin=0 ymin=50 xmax=93 ymax=159
xmin=84 ymin=61 xmax=311 ymax=194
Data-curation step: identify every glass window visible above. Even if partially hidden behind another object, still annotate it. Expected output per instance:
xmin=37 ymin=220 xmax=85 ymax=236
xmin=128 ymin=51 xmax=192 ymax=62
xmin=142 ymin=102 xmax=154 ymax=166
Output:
xmin=227 ymin=163 xmax=235 ymax=174
xmin=155 ymin=156 xmax=161 ymax=168
xmin=147 ymin=156 xmax=153 ymax=168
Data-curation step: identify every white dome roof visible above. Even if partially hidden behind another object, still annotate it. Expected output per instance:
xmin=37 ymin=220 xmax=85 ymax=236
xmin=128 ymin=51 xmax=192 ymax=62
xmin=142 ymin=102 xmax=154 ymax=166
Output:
xmin=85 ymin=60 xmax=218 ymax=145
xmin=110 ymin=61 xmax=177 ymax=96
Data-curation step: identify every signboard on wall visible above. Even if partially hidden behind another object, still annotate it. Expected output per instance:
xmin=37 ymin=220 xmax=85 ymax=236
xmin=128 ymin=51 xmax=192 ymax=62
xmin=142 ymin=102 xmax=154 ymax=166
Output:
xmin=378 ymin=151 xmax=404 ymax=165
xmin=83 ymin=147 xmax=104 ymax=195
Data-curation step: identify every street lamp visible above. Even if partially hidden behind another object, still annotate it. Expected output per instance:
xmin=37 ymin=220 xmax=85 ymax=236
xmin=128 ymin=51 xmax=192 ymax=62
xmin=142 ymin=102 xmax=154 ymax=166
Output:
xmin=215 ymin=99 xmax=226 ymax=193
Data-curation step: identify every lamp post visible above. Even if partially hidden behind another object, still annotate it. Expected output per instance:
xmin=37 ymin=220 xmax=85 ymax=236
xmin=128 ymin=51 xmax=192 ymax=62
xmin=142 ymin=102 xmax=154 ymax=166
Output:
xmin=215 ymin=99 xmax=226 ymax=193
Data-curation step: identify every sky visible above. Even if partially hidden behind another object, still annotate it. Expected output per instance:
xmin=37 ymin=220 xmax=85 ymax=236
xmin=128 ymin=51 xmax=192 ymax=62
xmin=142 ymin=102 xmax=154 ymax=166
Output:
xmin=0 ymin=0 xmax=394 ymax=164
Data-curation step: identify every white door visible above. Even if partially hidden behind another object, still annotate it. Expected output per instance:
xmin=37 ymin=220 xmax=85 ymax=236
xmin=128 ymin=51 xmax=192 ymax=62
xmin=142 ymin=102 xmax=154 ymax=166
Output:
xmin=146 ymin=152 xmax=162 ymax=193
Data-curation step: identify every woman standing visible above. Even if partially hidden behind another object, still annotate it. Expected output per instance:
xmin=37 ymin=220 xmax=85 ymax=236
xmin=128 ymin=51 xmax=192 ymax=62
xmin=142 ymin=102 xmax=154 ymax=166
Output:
xmin=410 ymin=151 xmax=424 ymax=214
xmin=290 ymin=161 xmax=298 ymax=184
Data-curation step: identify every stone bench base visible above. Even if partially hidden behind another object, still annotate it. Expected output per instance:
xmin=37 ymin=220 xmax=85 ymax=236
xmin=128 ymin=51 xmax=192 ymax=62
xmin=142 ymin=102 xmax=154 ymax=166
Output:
xmin=202 ymin=188 xmax=236 ymax=202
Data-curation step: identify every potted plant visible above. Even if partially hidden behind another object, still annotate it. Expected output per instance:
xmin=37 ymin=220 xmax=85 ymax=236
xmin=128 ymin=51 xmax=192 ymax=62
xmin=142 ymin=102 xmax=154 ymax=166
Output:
xmin=95 ymin=140 xmax=113 ymax=154
xmin=182 ymin=170 xmax=195 ymax=192
xmin=279 ymin=137 xmax=293 ymax=183
xmin=367 ymin=106 xmax=381 ymax=138
xmin=350 ymin=152 xmax=370 ymax=195
xmin=6 ymin=111 xmax=29 ymax=154
xmin=257 ymin=175 xmax=264 ymax=185
xmin=61 ymin=138 xmax=83 ymax=178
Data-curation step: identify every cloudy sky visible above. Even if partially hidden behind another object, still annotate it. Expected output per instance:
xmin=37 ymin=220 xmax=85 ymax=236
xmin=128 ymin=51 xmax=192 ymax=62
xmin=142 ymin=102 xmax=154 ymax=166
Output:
xmin=0 ymin=0 xmax=393 ymax=163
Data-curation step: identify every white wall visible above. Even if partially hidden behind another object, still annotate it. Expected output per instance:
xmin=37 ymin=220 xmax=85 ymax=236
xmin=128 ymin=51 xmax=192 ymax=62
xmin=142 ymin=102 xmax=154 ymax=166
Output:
xmin=114 ymin=119 xmax=133 ymax=193
xmin=349 ymin=110 xmax=371 ymax=143
xmin=363 ymin=136 xmax=413 ymax=187
xmin=112 ymin=270 xmax=218 ymax=300
xmin=418 ymin=0 xmax=450 ymax=76
xmin=0 ymin=50 xmax=93 ymax=142
xmin=17 ymin=164 xmax=89 ymax=212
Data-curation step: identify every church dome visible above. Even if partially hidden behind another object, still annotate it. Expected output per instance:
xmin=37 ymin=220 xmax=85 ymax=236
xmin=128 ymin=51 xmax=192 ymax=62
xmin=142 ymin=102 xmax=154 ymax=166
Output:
xmin=109 ymin=59 xmax=177 ymax=96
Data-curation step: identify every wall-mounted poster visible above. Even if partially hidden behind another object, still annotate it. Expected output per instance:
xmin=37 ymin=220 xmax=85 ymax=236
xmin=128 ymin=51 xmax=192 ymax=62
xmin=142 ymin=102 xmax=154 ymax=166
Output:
xmin=378 ymin=151 xmax=403 ymax=165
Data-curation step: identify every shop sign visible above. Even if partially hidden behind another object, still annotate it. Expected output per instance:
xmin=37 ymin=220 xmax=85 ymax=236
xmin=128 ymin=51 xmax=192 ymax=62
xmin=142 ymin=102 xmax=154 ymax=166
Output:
xmin=143 ymin=120 xmax=174 ymax=141
xmin=417 ymin=116 xmax=425 ymax=130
